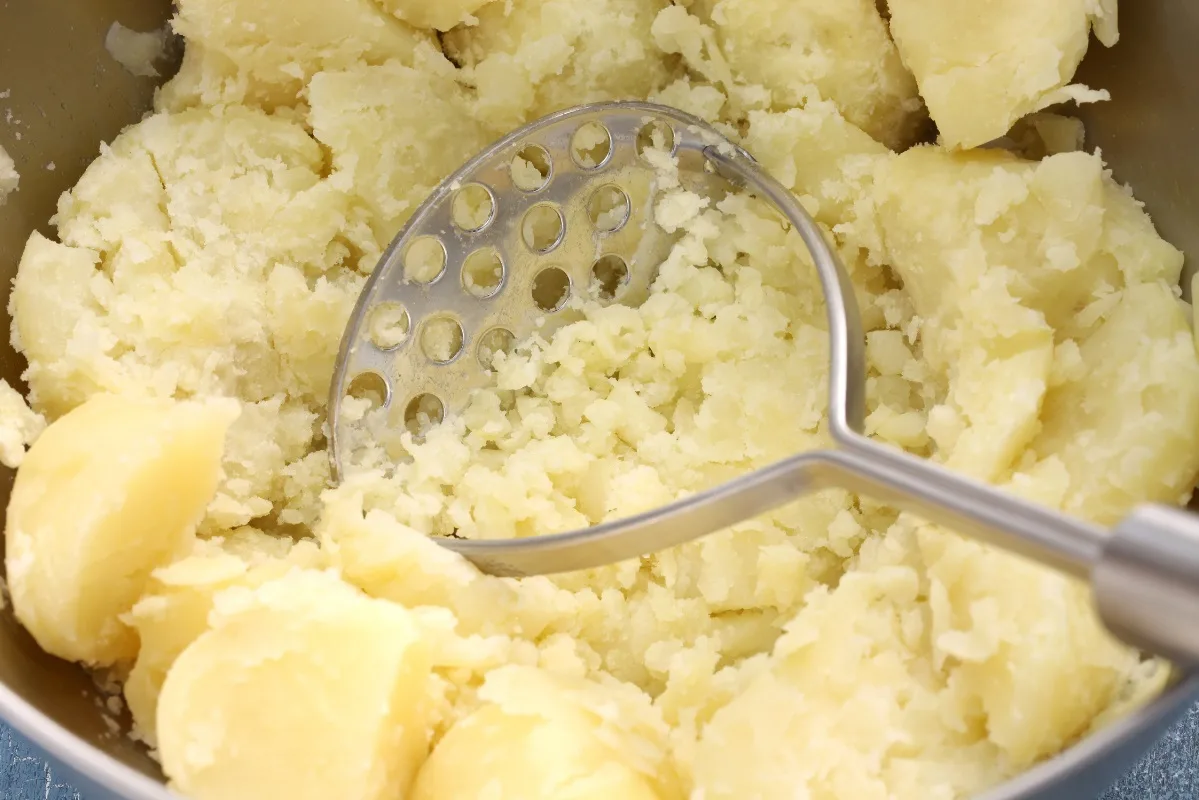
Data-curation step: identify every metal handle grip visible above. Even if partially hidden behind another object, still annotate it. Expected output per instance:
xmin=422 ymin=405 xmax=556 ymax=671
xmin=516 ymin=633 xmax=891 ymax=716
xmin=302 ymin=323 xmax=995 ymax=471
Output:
xmin=1094 ymin=505 xmax=1199 ymax=666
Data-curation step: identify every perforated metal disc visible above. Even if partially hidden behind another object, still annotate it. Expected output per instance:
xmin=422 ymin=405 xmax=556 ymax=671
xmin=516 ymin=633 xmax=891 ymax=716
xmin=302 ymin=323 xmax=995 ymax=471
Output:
xmin=329 ymin=102 xmax=753 ymax=479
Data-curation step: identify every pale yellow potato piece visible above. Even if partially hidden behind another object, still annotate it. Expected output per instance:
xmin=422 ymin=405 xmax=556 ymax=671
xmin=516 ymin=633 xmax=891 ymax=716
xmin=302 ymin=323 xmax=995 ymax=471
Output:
xmin=125 ymin=551 xmax=246 ymax=746
xmin=442 ymin=0 xmax=673 ymax=133
xmin=690 ymin=517 xmax=1140 ymax=796
xmin=377 ymin=0 xmax=499 ymax=31
xmin=158 ymin=0 xmax=433 ymax=110
xmin=5 ymin=394 xmax=238 ymax=666
xmin=680 ymin=0 xmax=924 ymax=150
xmin=9 ymin=233 xmax=107 ymax=418
xmin=876 ymin=146 xmax=1182 ymax=334
xmin=878 ymin=147 xmax=1102 ymax=331
xmin=690 ymin=555 xmax=1009 ymax=800
xmin=123 ymin=533 xmax=323 ymax=746
xmin=411 ymin=666 xmax=678 ymax=800
xmin=997 ymin=112 xmax=1088 ymax=160
xmin=317 ymin=489 xmax=520 ymax=637
xmin=914 ymin=283 xmax=1199 ymax=766
xmin=308 ymin=60 xmax=492 ymax=249
xmin=919 ymin=521 xmax=1140 ymax=768
xmin=1027 ymin=281 xmax=1199 ymax=524
xmin=935 ymin=300 xmax=1054 ymax=483
xmin=875 ymin=145 xmax=1184 ymax=482
xmin=742 ymin=101 xmax=891 ymax=263
xmin=157 ymin=569 xmax=432 ymax=800
xmin=413 ymin=706 xmax=662 ymax=800
xmin=105 ymin=22 xmax=170 ymax=79
xmin=888 ymin=0 xmax=1118 ymax=149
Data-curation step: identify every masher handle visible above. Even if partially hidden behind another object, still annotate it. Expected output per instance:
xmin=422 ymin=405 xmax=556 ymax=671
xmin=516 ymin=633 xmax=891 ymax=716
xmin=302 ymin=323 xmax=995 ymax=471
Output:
xmin=1094 ymin=505 xmax=1199 ymax=667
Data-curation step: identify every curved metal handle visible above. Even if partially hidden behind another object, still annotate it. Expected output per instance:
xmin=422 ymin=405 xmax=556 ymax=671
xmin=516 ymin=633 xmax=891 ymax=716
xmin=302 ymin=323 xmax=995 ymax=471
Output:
xmin=793 ymin=437 xmax=1199 ymax=666
xmin=823 ymin=435 xmax=1108 ymax=579
xmin=442 ymin=452 xmax=824 ymax=576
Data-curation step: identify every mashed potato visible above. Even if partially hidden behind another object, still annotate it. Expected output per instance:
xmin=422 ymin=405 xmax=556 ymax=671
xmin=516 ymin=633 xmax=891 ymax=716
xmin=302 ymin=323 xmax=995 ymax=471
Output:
xmin=442 ymin=0 xmax=675 ymax=134
xmin=7 ymin=1 xmax=1196 ymax=799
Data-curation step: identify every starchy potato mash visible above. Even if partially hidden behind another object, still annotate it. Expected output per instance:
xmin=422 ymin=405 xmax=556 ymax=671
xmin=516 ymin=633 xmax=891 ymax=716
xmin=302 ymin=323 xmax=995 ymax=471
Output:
xmin=6 ymin=0 xmax=1197 ymax=799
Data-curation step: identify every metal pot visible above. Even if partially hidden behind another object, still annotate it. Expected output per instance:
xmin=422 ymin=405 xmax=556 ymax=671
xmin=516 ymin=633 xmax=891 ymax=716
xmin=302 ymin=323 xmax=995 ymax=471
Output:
xmin=0 ymin=1 xmax=1195 ymax=798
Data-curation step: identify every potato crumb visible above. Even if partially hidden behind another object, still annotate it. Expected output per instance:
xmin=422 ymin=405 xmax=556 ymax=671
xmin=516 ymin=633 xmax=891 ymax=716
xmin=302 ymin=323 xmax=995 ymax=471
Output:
xmin=0 ymin=379 xmax=44 ymax=468
xmin=105 ymin=22 xmax=170 ymax=78
xmin=0 ymin=145 xmax=17 ymax=205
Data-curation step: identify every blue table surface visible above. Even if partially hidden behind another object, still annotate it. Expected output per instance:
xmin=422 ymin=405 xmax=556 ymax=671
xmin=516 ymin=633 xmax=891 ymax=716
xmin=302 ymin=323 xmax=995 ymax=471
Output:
xmin=0 ymin=706 xmax=1196 ymax=799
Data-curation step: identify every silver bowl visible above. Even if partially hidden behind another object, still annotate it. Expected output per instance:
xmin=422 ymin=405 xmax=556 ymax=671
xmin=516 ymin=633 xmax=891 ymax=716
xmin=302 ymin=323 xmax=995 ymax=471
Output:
xmin=0 ymin=1 xmax=1195 ymax=798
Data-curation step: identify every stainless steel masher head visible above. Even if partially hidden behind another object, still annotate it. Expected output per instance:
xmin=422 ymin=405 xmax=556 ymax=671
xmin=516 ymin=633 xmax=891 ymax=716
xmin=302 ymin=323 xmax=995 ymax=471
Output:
xmin=330 ymin=101 xmax=1199 ymax=666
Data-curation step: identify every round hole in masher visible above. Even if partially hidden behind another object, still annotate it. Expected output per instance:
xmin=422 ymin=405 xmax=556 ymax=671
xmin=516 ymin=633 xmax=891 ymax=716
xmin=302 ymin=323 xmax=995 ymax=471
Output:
xmin=478 ymin=327 xmax=516 ymax=370
xmin=571 ymin=121 xmax=614 ymax=170
xmin=451 ymin=183 xmax=496 ymax=232
xmin=403 ymin=236 xmax=447 ymax=284
xmin=403 ymin=393 xmax=445 ymax=438
xmin=511 ymin=144 xmax=553 ymax=192
xmin=462 ymin=248 xmax=506 ymax=299
xmin=531 ymin=267 xmax=572 ymax=312
xmin=591 ymin=254 xmax=630 ymax=300
xmin=588 ymin=184 xmax=631 ymax=233
xmin=345 ymin=371 xmax=390 ymax=410
xmin=366 ymin=303 xmax=411 ymax=350
xmin=636 ymin=119 xmax=676 ymax=159
xmin=420 ymin=316 xmax=466 ymax=364
xmin=521 ymin=204 xmax=566 ymax=253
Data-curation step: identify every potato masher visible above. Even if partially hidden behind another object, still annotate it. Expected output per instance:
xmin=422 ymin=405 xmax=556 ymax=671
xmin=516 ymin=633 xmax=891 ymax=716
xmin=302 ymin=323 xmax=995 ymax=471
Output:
xmin=329 ymin=102 xmax=1199 ymax=665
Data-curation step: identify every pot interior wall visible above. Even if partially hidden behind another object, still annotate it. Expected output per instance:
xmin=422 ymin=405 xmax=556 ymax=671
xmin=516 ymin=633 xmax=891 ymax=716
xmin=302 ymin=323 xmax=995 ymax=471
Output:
xmin=0 ymin=0 xmax=180 ymax=780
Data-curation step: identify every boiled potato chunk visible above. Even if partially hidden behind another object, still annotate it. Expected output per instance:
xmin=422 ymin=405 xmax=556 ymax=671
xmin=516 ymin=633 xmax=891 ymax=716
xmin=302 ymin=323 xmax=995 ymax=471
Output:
xmin=411 ymin=666 xmax=678 ymax=800
xmin=442 ymin=0 xmax=672 ymax=133
xmin=681 ymin=0 xmax=924 ymax=150
xmin=377 ymin=0 xmax=498 ymax=31
xmin=918 ymin=522 xmax=1140 ymax=767
xmin=1028 ymin=281 xmax=1199 ymax=524
xmin=691 ymin=562 xmax=1005 ymax=799
xmin=875 ymin=144 xmax=1184 ymax=481
xmin=159 ymin=0 xmax=433 ymax=111
xmin=877 ymin=147 xmax=1116 ymax=332
xmin=888 ymin=0 xmax=1118 ymax=149
xmin=9 ymin=233 xmax=107 ymax=418
xmin=5 ymin=394 xmax=238 ymax=665
xmin=157 ymin=570 xmax=432 ymax=800
xmin=307 ymin=61 xmax=491 ymax=247
xmin=124 ymin=533 xmax=321 ymax=746
xmin=743 ymin=102 xmax=890 ymax=233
